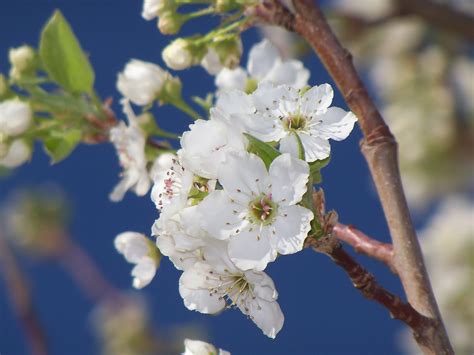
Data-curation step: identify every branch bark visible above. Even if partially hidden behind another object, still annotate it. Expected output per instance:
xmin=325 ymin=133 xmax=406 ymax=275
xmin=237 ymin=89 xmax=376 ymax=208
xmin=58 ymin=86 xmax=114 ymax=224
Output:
xmin=0 ymin=232 xmax=48 ymax=355
xmin=252 ymin=1 xmax=453 ymax=353
xmin=305 ymin=236 xmax=433 ymax=342
xmin=332 ymin=223 xmax=395 ymax=273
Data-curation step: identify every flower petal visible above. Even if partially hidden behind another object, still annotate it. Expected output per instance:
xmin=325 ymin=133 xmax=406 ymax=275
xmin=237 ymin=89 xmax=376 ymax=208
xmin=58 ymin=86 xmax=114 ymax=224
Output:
xmin=313 ymin=107 xmax=358 ymax=141
xmin=269 ymin=153 xmax=309 ymax=205
xmin=299 ymin=132 xmax=331 ymax=162
xmin=132 ymin=257 xmax=156 ymax=289
xmin=267 ymin=60 xmax=310 ymax=89
xmin=198 ymin=190 xmax=248 ymax=240
xmin=272 ymin=205 xmax=313 ymax=255
xmin=301 ymin=83 xmax=334 ymax=115
xmin=215 ymin=67 xmax=247 ymax=91
xmin=247 ymin=40 xmax=279 ymax=80
xmin=228 ymin=228 xmax=277 ymax=271
xmin=239 ymin=298 xmax=284 ymax=339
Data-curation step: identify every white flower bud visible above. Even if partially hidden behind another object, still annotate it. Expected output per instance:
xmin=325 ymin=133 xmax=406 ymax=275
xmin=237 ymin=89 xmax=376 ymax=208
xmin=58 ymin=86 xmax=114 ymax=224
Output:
xmin=0 ymin=99 xmax=32 ymax=136
xmin=117 ymin=59 xmax=169 ymax=106
xmin=201 ymin=48 xmax=223 ymax=75
xmin=162 ymin=39 xmax=194 ymax=70
xmin=0 ymin=139 xmax=30 ymax=168
xmin=9 ymin=45 xmax=35 ymax=80
xmin=158 ymin=12 xmax=184 ymax=35
xmin=142 ymin=0 xmax=171 ymax=20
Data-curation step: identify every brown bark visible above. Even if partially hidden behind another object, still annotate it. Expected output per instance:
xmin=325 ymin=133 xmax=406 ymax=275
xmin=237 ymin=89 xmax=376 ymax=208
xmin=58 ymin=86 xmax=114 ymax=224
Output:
xmin=252 ymin=1 xmax=454 ymax=353
xmin=332 ymin=223 xmax=395 ymax=273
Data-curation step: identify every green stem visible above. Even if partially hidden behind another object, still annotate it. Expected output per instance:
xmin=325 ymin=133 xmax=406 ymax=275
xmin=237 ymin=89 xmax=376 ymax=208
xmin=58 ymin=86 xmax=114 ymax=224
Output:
xmin=169 ymin=96 xmax=203 ymax=121
xmin=185 ymin=6 xmax=216 ymax=19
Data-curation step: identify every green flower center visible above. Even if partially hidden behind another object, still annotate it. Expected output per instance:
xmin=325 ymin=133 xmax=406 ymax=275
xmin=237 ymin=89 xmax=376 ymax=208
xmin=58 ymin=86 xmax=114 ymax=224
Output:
xmin=245 ymin=78 xmax=258 ymax=94
xmin=249 ymin=193 xmax=277 ymax=225
xmin=284 ymin=114 xmax=307 ymax=131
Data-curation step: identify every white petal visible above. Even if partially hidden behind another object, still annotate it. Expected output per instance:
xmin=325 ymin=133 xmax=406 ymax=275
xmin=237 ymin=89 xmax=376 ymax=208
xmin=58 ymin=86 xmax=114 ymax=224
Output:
xmin=247 ymin=39 xmax=279 ymax=80
xmin=299 ymin=132 xmax=331 ymax=162
xmin=132 ymin=257 xmax=156 ymax=289
xmin=251 ymin=81 xmax=286 ymax=111
xmin=277 ymin=86 xmax=300 ymax=116
xmin=313 ymin=107 xmax=358 ymax=141
xmin=301 ymin=83 xmax=334 ymax=115
xmin=179 ymin=265 xmax=226 ymax=314
xmin=215 ymin=67 xmax=247 ymax=91
xmin=269 ymin=153 xmax=309 ymax=205
xmin=218 ymin=151 xmax=269 ymax=203
xmin=0 ymin=100 xmax=32 ymax=136
xmin=239 ymin=298 xmax=284 ymax=339
xmin=215 ymin=90 xmax=254 ymax=116
xmin=183 ymin=339 xmax=218 ymax=355
xmin=0 ymin=139 xmax=30 ymax=168
xmin=228 ymin=228 xmax=277 ymax=271
xmin=266 ymin=60 xmax=310 ymax=88
xmin=198 ymin=191 xmax=248 ymax=240
xmin=278 ymin=134 xmax=298 ymax=158
xmin=244 ymin=270 xmax=278 ymax=302
xmin=114 ymin=231 xmax=150 ymax=263
xmin=272 ymin=205 xmax=313 ymax=255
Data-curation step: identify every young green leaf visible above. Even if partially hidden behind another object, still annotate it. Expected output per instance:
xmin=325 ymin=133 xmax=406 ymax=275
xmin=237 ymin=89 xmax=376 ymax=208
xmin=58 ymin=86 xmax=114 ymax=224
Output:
xmin=43 ymin=128 xmax=82 ymax=163
xmin=244 ymin=133 xmax=281 ymax=169
xmin=39 ymin=10 xmax=95 ymax=94
xmin=309 ymin=156 xmax=330 ymax=183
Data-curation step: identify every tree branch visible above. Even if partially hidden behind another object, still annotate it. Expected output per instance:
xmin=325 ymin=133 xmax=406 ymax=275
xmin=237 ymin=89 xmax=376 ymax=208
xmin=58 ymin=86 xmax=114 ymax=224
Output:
xmin=252 ymin=1 xmax=453 ymax=353
xmin=0 ymin=232 xmax=48 ymax=355
xmin=305 ymin=236 xmax=433 ymax=344
xmin=332 ymin=223 xmax=395 ymax=273
xmin=397 ymin=0 xmax=474 ymax=41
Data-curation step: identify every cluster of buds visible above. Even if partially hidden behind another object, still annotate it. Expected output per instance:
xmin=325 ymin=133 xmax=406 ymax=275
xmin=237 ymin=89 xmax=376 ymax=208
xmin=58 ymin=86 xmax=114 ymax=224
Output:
xmin=8 ymin=45 xmax=37 ymax=81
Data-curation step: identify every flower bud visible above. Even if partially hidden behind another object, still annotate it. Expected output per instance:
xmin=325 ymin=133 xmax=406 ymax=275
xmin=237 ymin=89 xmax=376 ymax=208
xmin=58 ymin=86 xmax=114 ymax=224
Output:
xmin=214 ymin=37 xmax=242 ymax=69
xmin=0 ymin=99 xmax=32 ymax=136
xmin=0 ymin=139 xmax=31 ymax=168
xmin=158 ymin=11 xmax=185 ymax=35
xmin=9 ymin=45 xmax=36 ymax=80
xmin=117 ymin=59 xmax=169 ymax=106
xmin=142 ymin=0 xmax=176 ymax=20
xmin=201 ymin=48 xmax=222 ymax=75
xmin=162 ymin=39 xmax=194 ymax=70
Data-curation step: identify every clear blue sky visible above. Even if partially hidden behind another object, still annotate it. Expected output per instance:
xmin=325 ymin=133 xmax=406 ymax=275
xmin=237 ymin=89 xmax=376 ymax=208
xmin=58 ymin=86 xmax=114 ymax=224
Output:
xmin=0 ymin=1 xmax=418 ymax=354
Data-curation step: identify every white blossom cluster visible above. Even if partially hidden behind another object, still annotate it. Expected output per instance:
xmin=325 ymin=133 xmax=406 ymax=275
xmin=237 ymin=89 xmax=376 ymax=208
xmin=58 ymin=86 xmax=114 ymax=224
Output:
xmin=114 ymin=39 xmax=357 ymax=338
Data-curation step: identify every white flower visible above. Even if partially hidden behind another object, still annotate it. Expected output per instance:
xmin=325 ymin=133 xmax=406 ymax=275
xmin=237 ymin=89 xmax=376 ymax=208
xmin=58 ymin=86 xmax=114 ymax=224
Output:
xmin=248 ymin=83 xmax=357 ymax=162
xmin=117 ymin=59 xmax=169 ymax=106
xmin=179 ymin=244 xmax=284 ymax=338
xmin=114 ymin=231 xmax=159 ymax=289
xmin=149 ymin=152 xmax=176 ymax=181
xmin=162 ymin=39 xmax=194 ymax=71
xmin=109 ymin=99 xmax=150 ymax=202
xmin=179 ymin=117 xmax=246 ymax=179
xmin=198 ymin=152 xmax=313 ymax=271
xmin=215 ymin=39 xmax=309 ymax=92
xmin=0 ymin=99 xmax=32 ymax=137
xmin=151 ymin=156 xmax=194 ymax=219
xmin=0 ymin=139 xmax=30 ymax=168
xmin=183 ymin=339 xmax=230 ymax=355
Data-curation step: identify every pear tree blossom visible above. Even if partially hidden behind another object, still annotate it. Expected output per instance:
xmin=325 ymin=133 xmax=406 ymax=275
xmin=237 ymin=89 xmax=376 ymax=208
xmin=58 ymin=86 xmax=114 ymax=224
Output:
xmin=215 ymin=39 xmax=310 ymax=93
xmin=183 ymin=339 xmax=230 ymax=355
xmin=114 ymin=231 xmax=160 ymax=289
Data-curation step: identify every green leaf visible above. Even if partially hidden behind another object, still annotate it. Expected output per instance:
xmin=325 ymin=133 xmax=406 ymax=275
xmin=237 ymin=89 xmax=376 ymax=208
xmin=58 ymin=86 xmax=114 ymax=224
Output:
xmin=39 ymin=10 xmax=94 ymax=93
xmin=309 ymin=156 xmax=330 ymax=183
xmin=244 ymin=133 xmax=281 ymax=169
xmin=44 ymin=128 xmax=82 ymax=163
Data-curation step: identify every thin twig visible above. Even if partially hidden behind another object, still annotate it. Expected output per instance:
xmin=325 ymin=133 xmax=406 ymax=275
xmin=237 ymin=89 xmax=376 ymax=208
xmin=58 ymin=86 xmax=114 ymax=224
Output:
xmin=332 ymin=223 xmax=395 ymax=273
xmin=0 ymin=231 xmax=48 ymax=355
xmin=305 ymin=236 xmax=433 ymax=341
xmin=252 ymin=1 xmax=453 ymax=353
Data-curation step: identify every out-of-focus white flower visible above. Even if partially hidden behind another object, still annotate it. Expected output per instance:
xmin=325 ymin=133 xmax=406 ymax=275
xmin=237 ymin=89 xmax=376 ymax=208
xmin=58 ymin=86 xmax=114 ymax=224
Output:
xmin=183 ymin=339 xmax=230 ymax=355
xmin=451 ymin=57 xmax=474 ymax=116
xmin=179 ymin=241 xmax=284 ymax=338
xmin=248 ymin=82 xmax=357 ymax=162
xmin=117 ymin=59 xmax=169 ymax=106
xmin=333 ymin=0 xmax=394 ymax=20
xmin=9 ymin=45 xmax=35 ymax=79
xmin=215 ymin=39 xmax=309 ymax=92
xmin=109 ymin=99 xmax=150 ymax=202
xmin=198 ymin=152 xmax=313 ymax=271
xmin=162 ymin=39 xmax=194 ymax=70
xmin=260 ymin=26 xmax=302 ymax=60
xmin=201 ymin=48 xmax=223 ymax=75
xmin=142 ymin=0 xmax=165 ymax=20
xmin=115 ymin=231 xmax=159 ymax=289
xmin=0 ymin=139 xmax=30 ymax=168
xmin=0 ymin=99 xmax=32 ymax=137
xmin=151 ymin=156 xmax=194 ymax=219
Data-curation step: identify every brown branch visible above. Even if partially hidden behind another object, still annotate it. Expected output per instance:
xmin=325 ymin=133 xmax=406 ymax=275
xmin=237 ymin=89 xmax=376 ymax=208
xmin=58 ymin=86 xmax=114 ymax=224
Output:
xmin=252 ymin=1 xmax=453 ymax=353
xmin=332 ymin=223 xmax=395 ymax=273
xmin=305 ymin=236 xmax=433 ymax=344
xmin=0 ymin=232 xmax=48 ymax=355
xmin=397 ymin=0 xmax=474 ymax=41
